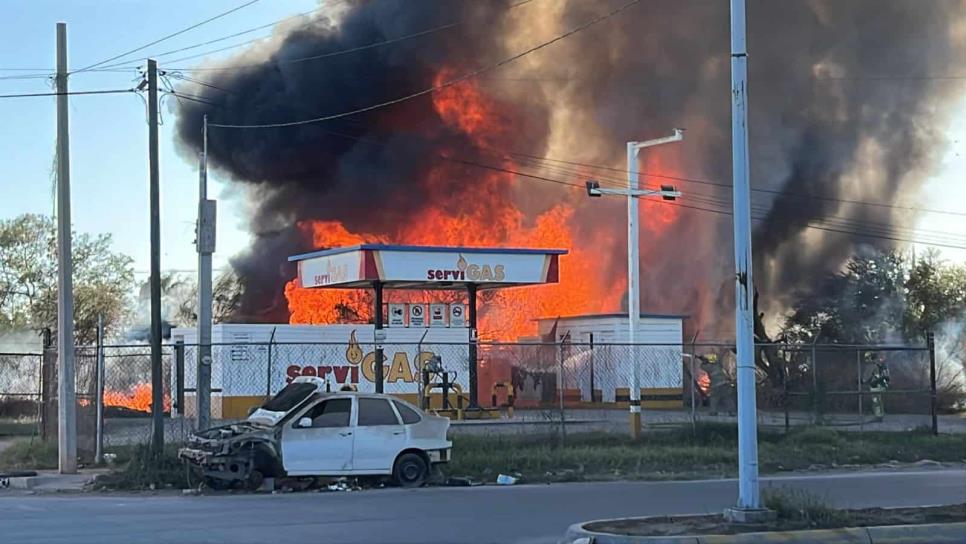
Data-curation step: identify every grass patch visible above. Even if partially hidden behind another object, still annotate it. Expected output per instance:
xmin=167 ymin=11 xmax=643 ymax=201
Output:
xmin=446 ymin=424 xmax=966 ymax=483
xmin=0 ymin=439 xmax=57 ymax=470
xmin=763 ymin=487 xmax=852 ymax=527
xmin=93 ymin=445 xmax=189 ymax=491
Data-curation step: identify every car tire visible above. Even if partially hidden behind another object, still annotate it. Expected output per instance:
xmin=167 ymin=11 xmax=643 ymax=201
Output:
xmin=246 ymin=469 xmax=265 ymax=491
xmin=393 ymin=453 xmax=428 ymax=488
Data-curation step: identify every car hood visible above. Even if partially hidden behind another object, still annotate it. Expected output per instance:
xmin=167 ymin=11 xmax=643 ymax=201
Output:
xmin=246 ymin=408 xmax=287 ymax=427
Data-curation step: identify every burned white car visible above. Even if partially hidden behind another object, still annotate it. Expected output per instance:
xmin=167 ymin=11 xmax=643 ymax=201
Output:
xmin=179 ymin=377 xmax=451 ymax=489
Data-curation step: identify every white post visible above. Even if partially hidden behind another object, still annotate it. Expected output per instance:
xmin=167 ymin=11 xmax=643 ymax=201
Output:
xmin=197 ymin=114 xmax=215 ymax=431
xmin=55 ymin=22 xmax=77 ymax=474
xmin=627 ymin=142 xmax=642 ymax=439
xmin=728 ymin=0 xmax=764 ymax=516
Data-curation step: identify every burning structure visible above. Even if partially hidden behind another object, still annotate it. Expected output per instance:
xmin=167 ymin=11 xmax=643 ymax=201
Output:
xmin=175 ymin=0 xmax=966 ymax=339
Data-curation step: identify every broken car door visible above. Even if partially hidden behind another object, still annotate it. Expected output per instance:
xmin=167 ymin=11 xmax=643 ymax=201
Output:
xmin=281 ymin=397 xmax=354 ymax=475
xmin=351 ymin=397 xmax=407 ymax=472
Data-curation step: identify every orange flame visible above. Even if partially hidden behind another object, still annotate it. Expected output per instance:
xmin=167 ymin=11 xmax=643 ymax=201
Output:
xmin=284 ymin=71 xmax=682 ymax=340
xmin=103 ymin=383 xmax=171 ymax=413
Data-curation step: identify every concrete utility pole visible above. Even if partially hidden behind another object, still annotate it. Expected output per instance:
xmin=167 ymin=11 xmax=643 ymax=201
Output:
xmin=147 ymin=59 xmax=164 ymax=454
xmin=726 ymin=0 xmax=768 ymax=521
xmin=196 ymin=115 xmax=215 ymax=431
xmin=585 ymin=129 xmax=683 ymax=439
xmin=55 ymin=22 xmax=77 ymax=475
xmin=95 ymin=314 xmax=105 ymax=465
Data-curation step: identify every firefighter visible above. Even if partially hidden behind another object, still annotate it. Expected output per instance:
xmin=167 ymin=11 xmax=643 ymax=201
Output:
xmin=867 ymin=357 xmax=891 ymax=422
xmin=700 ymin=353 xmax=734 ymax=416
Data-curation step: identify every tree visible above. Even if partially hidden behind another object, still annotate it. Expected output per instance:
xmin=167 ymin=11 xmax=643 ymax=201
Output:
xmin=164 ymin=270 xmax=244 ymax=327
xmin=0 ymin=214 xmax=134 ymax=344
xmin=777 ymin=248 xmax=966 ymax=411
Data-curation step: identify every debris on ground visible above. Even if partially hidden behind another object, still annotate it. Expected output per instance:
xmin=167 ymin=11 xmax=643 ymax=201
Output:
xmin=445 ymin=476 xmax=477 ymax=487
xmin=496 ymin=474 xmax=519 ymax=485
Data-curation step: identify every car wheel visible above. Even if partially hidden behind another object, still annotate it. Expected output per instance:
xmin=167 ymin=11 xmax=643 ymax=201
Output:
xmin=393 ymin=453 xmax=428 ymax=488
xmin=246 ymin=469 xmax=265 ymax=491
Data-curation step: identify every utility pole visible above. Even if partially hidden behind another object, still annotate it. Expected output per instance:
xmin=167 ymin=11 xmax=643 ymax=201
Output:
xmin=585 ymin=130 xmax=683 ymax=439
xmin=55 ymin=21 xmax=77 ymax=475
xmin=725 ymin=0 xmax=768 ymax=521
xmin=147 ymin=59 xmax=164 ymax=454
xmin=196 ymin=115 xmax=215 ymax=431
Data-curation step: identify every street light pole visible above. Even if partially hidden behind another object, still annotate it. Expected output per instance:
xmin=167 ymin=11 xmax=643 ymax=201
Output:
xmin=586 ymin=128 xmax=683 ymax=439
xmin=725 ymin=0 xmax=769 ymax=521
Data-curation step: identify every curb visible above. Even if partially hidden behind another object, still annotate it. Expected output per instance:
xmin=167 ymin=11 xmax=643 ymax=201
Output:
xmin=562 ymin=520 xmax=966 ymax=543
xmin=1 ymin=473 xmax=96 ymax=491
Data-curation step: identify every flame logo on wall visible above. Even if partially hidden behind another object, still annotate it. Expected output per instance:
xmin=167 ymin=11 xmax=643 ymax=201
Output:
xmin=456 ymin=254 xmax=467 ymax=272
xmin=345 ymin=330 xmax=363 ymax=365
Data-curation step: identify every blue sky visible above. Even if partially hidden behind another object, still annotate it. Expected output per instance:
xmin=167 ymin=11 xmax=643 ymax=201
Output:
xmin=0 ymin=0 xmax=317 ymax=278
xmin=2 ymin=0 xmax=965 ymax=281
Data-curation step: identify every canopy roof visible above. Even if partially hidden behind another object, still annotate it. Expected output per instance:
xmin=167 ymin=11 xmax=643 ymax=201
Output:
xmin=289 ymin=244 xmax=567 ymax=290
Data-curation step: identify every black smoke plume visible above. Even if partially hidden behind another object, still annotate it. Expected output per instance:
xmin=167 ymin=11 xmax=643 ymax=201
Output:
xmin=176 ymin=0 xmax=966 ymax=335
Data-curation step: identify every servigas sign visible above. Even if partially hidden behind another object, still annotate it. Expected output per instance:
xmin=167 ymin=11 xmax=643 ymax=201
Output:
xmin=298 ymin=251 xmax=362 ymax=288
xmin=284 ymin=330 xmax=468 ymax=393
xmin=375 ymin=250 xmax=555 ymax=285
xmin=426 ymin=254 xmax=505 ymax=282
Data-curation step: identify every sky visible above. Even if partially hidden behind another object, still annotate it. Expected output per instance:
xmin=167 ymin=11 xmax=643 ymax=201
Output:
xmin=0 ymin=0 xmax=317 ymax=280
xmin=1 ymin=0 xmax=965 ymax=285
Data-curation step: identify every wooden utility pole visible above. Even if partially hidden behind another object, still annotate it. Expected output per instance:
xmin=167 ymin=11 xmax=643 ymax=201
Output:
xmin=147 ymin=59 xmax=164 ymax=454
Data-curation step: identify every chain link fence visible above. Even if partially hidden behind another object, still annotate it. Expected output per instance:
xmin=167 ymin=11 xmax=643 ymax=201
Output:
xmin=0 ymin=352 xmax=43 ymax=437
xmin=1 ymin=338 xmax=957 ymax=457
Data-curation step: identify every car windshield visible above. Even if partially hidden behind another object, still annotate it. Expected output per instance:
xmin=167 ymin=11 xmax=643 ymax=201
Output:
xmin=259 ymin=382 xmax=316 ymax=413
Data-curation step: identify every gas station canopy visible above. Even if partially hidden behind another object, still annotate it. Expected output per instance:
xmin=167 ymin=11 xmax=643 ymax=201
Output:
xmin=288 ymin=244 xmax=567 ymax=290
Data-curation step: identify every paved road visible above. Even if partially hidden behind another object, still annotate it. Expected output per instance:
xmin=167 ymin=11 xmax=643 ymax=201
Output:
xmin=2 ymin=469 xmax=965 ymax=544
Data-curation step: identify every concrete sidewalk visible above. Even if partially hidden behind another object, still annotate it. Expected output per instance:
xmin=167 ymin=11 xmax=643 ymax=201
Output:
xmin=0 ymin=469 xmax=106 ymax=491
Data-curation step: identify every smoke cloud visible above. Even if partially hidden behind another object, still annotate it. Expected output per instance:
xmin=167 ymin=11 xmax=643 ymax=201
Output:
xmin=175 ymin=0 xmax=966 ymax=336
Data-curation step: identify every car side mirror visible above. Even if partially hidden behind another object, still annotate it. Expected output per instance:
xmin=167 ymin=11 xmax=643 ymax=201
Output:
xmin=297 ymin=417 xmax=312 ymax=428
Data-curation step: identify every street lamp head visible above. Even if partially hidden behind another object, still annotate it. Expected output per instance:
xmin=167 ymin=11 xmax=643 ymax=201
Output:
xmin=660 ymin=184 xmax=680 ymax=201
xmin=585 ymin=180 xmax=602 ymax=197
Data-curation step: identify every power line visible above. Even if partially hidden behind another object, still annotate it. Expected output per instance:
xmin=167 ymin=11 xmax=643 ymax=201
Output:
xmin=510 ymin=151 xmax=966 ymax=218
xmin=0 ymin=88 xmax=135 ymax=99
xmin=290 ymin=124 xmax=966 ymax=250
xmin=167 ymin=0 xmax=536 ymax=72
xmin=108 ymin=6 xmax=323 ymax=66
xmin=207 ymin=0 xmax=640 ymax=128
xmin=71 ymin=0 xmax=262 ymax=75
xmin=522 ymin=155 xmax=966 ymax=237
xmin=168 ymin=19 xmax=462 ymax=71
xmin=167 ymin=73 xmax=235 ymax=94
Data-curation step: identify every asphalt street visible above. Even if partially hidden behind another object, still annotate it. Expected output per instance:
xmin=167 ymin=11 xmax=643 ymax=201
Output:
xmin=2 ymin=469 xmax=965 ymax=544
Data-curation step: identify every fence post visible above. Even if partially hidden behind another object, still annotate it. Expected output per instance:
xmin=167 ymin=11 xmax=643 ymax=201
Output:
xmin=95 ymin=316 xmax=105 ymax=464
xmin=928 ymin=331 xmax=938 ymax=436
xmin=557 ymin=340 xmax=565 ymax=446
xmin=782 ymin=358 xmax=789 ymax=433
xmin=689 ymin=342 xmax=697 ymax=435
xmin=811 ymin=345 xmax=820 ymax=424
xmin=174 ymin=341 xmax=185 ymax=417
xmin=857 ymin=349 xmax=863 ymax=432
xmin=266 ymin=328 xmax=277 ymax=399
